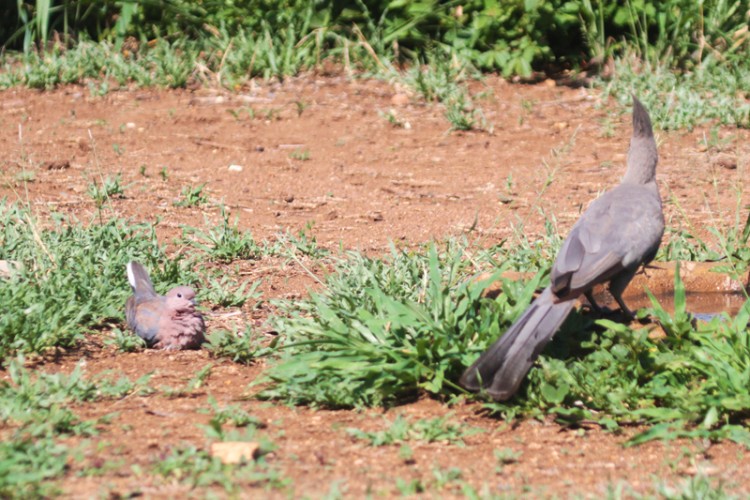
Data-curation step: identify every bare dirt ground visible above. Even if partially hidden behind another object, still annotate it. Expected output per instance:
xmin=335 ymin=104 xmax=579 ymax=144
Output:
xmin=1 ymin=75 xmax=749 ymax=498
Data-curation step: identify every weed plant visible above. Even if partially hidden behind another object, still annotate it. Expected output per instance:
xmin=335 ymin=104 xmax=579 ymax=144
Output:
xmin=599 ymin=56 xmax=750 ymax=130
xmin=277 ymin=223 xmax=328 ymax=260
xmin=0 ymin=437 xmax=68 ymax=498
xmin=202 ymin=396 xmax=265 ymax=429
xmin=174 ymin=184 xmax=209 ymax=207
xmin=6 ymin=2 xmax=750 ymax=76
xmin=206 ymin=326 xmax=274 ymax=365
xmin=11 ymin=1 xmax=745 ymax=77
xmin=484 ymin=265 xmax=750 ymax=447
xmin=86 ymin=173 xmax=126 ymax=208
xmin=0 ymin=359 xmax=152 ymax=495
xmin=7 ymin=5 xmax=747 ymax=134
xmin=181 ymin=206 xmax=266 ymax=263
xmin=346 ymin=414 xmax=482 ymax=446
xmin=152 ymin=445 xmax=285 ymax=492
xmin=105 ymin=327 xmax=147 ymax=352
xmin=2 ymin=1 xmax=749 ymax=137
xmin=201 ymin=273 xmax=261 ymax=308
xmin=259 ymin=240 xmax=525 ymax=407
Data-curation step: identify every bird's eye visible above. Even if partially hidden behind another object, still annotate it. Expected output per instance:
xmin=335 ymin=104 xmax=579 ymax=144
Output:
xmin=177 ymin=293 xmax=183 ymax=298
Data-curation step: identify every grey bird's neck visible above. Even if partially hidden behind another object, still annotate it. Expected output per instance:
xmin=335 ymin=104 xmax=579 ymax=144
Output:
xmin=622 ymin=135 xmax=658 ymax=186
xmin=622 ymin=97 xmax=659 ymax=187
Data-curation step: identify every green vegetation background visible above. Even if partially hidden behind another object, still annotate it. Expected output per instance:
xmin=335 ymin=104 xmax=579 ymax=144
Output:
xmin=5 ymin=1 xmax=749 ymax=77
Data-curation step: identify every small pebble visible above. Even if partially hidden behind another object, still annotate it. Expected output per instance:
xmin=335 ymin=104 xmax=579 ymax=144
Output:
xmin=228 ymin=164 xmax=243 ymax=172
xmin=391 ymin=93 xmax=409 ymax=107
xmin=210 ymin=442 xmax=260 ymax=464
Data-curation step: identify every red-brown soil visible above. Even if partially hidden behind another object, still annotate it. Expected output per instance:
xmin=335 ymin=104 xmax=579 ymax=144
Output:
xmin=1 ymin=76 xmax=749 ymax=498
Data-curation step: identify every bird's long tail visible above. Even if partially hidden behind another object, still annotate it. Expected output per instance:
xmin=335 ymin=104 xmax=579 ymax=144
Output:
xmin=126 ymin=261 xmax=157 ymax=297
xmin=460 ymin=287 xmax=576 ymax=401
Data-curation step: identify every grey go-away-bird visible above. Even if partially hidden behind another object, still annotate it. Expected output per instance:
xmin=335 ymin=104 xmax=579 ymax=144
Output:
xmin=461 ymin=97 xmax=664 ymax=401
xmin=125 ymin=261 xmax=205 ymax=350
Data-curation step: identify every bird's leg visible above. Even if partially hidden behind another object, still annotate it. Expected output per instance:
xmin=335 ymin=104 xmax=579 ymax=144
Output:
xmin=584 ymin=290 xmax=604 ymax=313
xmin=611 ymin=292 xmax=636 ymax=320
xmin=608 ymin=268 xmax=639 ymax=321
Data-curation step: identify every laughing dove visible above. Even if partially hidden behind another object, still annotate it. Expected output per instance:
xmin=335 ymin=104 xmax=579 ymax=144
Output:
xmin=461 ymin=97 xmax=664 ymax=400
xmin=125 ymin=261 xmax=205 ymax=350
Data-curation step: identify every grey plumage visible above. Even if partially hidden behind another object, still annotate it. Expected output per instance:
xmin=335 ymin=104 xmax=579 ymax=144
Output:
xmin=461 ymin=97 xmax=664 ymax=401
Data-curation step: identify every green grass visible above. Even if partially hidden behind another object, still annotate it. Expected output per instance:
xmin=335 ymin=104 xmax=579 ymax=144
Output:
xmin=346 ymin=413 xmax=482 ymax=446
xmin=205 ymin=326 xmax=273 ymax=365
xmin=11 ymin=1 xmax=747 ymax=78
xmin=201 ymin=396 xmax=265 ymax=429
xmin=86 ymin=173 xmax=127 ymax=208
xmin=599 ymin=55 xmax=750 ymax=130
xmin=276 ymin=223 xmax=329 ymax=260
xmin=181 ymin=206 xmax=267 ymax=262
xmin=610 ymin=474 xmax=735 ymax=500
xmin=0 ymin=359 xmax=154 ymax=496
xmin=151 ymin=445 xmax=286 ymax=493
xmin=482 ymin=266 xmax=750 ymax=447
xmin=2 ymin=1 xmax=749 ymax=137
xmin=0 ymin=437 xmax=69 ymax=498
xmin=152 ymin=395 xmax=283 ymax=493
xmin=288 ymin=149 xmax=310 ymax=161
xmin=104 ymin=327 xmax=147 ymax=352
xmin=400 ymin=54 xmax=490 ymax=132
xmin=201 ymin=272 xmax=261 ymax=308
xmin=258 ymin=240 xmax=512 ymax=407
xmin=6 ymin=6 xmax=748 ymax=134
xmin=174 ymin=183 xmax=209 ymax=208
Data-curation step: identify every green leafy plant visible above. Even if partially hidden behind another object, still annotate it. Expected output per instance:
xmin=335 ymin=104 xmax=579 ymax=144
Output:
xmin=259 ymin=241 xmax=514 ymax=407
xmin=494 ymin=447 xmax=522 ymax=474
xmin=483 ymin=262 xmax=750 ymax=448
xmin=278 ymin=223 xmax=328 ymax=259
xmin=347 ymin=414 xmax=482 ymax=446
xmin=201 ymin=274 xmax=261 ymax=308
xmin=288 ymin=149 xmax=310 ymax=161
xmin=0 ymin=359 xmax=152 ymax=495
xmin=205 ymin=326 xmax=273 ymax=365
xmin=174 ymin=184 xmax=208 ymax=207
xmin=379 ymin=108 xmax=409 ymax=129
xmin=0 ymin=437 xmax=68 ymax=498
xmin=152 ymin=445 xmax=284 ymax=492
xmin=182 ymin=207 xmax=264 ymax=262
xmin=202 ymin=396 xmax=264 ymax=429
xmin=104 ymin=327 xmax=146 ymax=352
xmin=87 ymin=173 xmax=126 ymax=208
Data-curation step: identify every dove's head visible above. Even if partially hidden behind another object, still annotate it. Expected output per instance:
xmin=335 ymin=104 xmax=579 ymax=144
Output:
xmin=166 ymin=286 xmax=198 ymax=312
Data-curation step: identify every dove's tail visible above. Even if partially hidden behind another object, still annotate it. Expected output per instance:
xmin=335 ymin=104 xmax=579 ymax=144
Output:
xmin=126 ymin=261 xmax=157 ymax=297
xmin=460 ymin=287 xmax=575 ymax=401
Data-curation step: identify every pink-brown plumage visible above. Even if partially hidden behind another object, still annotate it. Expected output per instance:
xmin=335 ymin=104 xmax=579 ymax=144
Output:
xmin=125 ymin=261 xmax=205 ymax=350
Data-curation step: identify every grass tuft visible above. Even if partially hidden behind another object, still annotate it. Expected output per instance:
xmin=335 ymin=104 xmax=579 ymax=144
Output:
xmin=258 ymin=240 xmax=523 ymax=407
xmin=600 ymin=56 xmax=750 ymax=130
